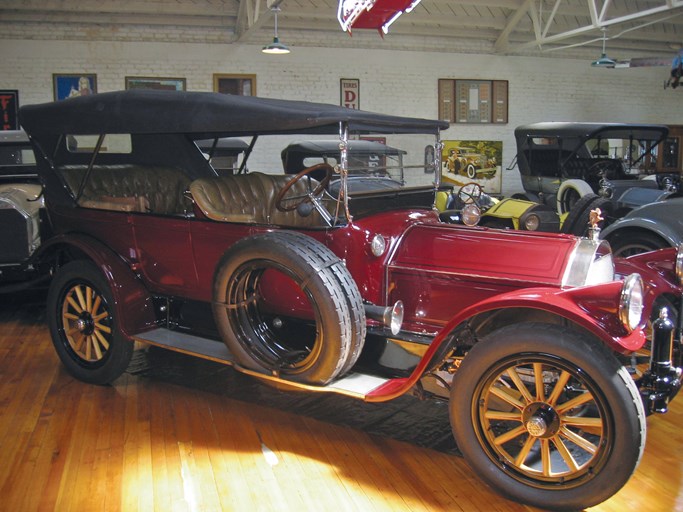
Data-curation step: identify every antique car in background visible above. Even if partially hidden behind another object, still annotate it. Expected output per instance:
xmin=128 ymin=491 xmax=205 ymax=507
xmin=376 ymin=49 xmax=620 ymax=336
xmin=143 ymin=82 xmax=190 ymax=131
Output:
xmin=281 ymin=138 xmax=407 ymax=194
xmin=0 ymin=129 xmax=51 ymax=291
xmin=514 ymin=122 xmax=676 ymax=215
xmin=437 ymin=181 xmax=562 ymax=232
xmin=197 ymin=137 xmax=249 ymax=175
xmin=19 ymin=90 xmax=682 ymax=511
xmin=600 ymin=196 xmax=683 ymax=256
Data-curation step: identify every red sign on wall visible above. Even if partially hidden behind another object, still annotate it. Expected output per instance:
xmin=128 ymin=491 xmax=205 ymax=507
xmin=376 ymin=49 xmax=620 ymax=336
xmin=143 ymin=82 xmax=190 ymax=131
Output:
xmin=0 ymin=90 xmax=19 ymax=131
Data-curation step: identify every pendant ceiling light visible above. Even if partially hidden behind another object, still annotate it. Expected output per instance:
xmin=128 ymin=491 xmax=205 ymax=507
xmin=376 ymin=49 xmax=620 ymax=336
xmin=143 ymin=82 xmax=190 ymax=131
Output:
xmin=262 ymin=6 xmax=290 ymax=55
xmin=591 ymin=29 xmax=615 ymax=68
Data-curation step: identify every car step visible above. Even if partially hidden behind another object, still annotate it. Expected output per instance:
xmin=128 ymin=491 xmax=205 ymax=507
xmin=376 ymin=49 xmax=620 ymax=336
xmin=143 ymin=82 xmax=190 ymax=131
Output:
xmin=133 ymin=327 xmax=393 ymax=399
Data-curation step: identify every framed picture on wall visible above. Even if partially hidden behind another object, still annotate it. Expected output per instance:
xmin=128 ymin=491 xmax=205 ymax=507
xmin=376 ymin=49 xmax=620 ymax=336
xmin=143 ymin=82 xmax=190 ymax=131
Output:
xmin=440 ymin=139 xmax=503 ymax=194
xmin=53 ymin=74 xmax=97 ymax=100
xmin=125 ymin=76 xmax=186 ymax=91
xmin=438 ymin=79 xmax=508 ymax=124
xmin=213 ymin=74 xmax=256 ymax=96
xmin=0 ymin=90 xmax=19 ymax=130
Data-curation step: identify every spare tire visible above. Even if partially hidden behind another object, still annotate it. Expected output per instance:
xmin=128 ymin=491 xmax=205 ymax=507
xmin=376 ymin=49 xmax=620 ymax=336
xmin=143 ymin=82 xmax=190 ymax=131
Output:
xmin=556 ymin=179 xmax=594 ymax=214
xmin=212 ymin=231 xmax=366 ymax=385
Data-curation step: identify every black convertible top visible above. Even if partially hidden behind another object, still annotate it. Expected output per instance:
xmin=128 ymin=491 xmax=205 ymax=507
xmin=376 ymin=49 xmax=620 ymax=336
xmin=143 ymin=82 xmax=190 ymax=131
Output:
xmin=19 ymin=89 xmax=448 ymax=137
xmin=515 ymin=122 xmax=669 ymax=146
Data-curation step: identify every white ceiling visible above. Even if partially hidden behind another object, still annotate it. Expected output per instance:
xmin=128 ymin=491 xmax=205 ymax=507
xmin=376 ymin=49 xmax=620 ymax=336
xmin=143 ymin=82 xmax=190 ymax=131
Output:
xmin=2 ymin=0 xmax=683 ymax=62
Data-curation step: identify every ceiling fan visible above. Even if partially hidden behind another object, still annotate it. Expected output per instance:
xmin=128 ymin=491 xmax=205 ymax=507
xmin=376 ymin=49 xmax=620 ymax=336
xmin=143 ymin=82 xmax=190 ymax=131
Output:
xmin=589 ymin=27 xmax=678 ymax=71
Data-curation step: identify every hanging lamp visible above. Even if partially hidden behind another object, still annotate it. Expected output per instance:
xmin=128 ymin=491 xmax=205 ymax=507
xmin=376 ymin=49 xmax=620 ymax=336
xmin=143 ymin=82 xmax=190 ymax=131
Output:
xmin=262 ymin=7 xmax=290 ymax=55
xmin=591 ymin=29 xmax=615 ymax=67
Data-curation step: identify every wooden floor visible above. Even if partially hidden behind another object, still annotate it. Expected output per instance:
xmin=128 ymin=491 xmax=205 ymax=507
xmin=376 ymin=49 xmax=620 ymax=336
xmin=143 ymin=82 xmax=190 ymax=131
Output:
xmin=1 ymin=291 xmax=682 ymax=512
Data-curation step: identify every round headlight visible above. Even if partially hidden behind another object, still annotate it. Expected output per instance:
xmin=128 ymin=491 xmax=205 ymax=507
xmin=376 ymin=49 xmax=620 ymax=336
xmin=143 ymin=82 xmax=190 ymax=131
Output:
xmin=619 ymin=273 xmax=644 ymax=332
xmin=523 ymin=213 xmax=540 ymax=231
xmin=461 ymin=204 xmax=481 ymax=227
xmin=370 ymin=233 xmax=386 ymax=257
xmin=676 ymin=243 xmax=683 ymax=286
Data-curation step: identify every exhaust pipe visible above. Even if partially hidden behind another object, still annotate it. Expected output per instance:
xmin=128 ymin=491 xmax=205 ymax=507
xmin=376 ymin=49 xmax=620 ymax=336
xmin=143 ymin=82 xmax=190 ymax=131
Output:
xmin=364 ymin=300 xmax=404 ymax=335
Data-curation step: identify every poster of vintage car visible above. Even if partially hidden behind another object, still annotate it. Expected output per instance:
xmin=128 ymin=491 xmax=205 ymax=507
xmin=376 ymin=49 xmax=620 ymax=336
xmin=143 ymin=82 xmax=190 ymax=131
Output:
xmin=441 ymin=140 xmax=502 ymax=194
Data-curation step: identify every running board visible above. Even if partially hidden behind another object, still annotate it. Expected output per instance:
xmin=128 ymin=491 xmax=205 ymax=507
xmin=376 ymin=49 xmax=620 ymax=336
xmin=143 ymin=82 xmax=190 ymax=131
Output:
xmin=133 ymin=327 xmax=393 ymax=400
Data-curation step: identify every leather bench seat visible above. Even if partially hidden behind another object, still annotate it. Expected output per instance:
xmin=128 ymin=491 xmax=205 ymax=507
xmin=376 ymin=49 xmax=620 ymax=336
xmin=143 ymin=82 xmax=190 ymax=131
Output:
xmin=59 ymin=164 xmax=192 ymax=214
xmin=189 ymin=172 xmax=325 ymax=227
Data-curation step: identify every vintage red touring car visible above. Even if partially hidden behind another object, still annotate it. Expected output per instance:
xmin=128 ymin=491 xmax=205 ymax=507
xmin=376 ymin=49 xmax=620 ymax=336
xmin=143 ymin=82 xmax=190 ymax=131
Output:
xmin=19 ymin=90 xmax=681 ymax=511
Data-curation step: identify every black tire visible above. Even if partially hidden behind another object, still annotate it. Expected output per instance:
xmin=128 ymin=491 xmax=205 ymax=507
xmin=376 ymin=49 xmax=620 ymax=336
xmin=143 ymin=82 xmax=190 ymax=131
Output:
xmin=47 ymin=260 xmax=133 ymax=385
xmin=212 ymin=231 xmax=365 ymax=385
xmin=466 ymin=164 xmax=477 ymax=179
xmin=606 ymin=229 xmax=669 ymax=257
xmin=560 ymin=194 xmax=613 ymax=236
xmin=449 ymin=322 xmax=646 ymax=510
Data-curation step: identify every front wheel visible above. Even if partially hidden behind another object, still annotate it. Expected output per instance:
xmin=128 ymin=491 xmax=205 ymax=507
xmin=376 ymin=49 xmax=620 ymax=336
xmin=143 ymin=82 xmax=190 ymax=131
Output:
xmin=47 ymin=260 xmax=133 ymax=384
xmin=606 ymin=229 xmax=669 ymax=257
xmin=449 ymin=323 xmax=646 ymax=510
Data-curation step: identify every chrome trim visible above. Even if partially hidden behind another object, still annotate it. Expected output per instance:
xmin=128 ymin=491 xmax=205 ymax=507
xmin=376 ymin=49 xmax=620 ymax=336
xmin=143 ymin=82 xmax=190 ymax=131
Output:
xmin=619 ymin=273 xmax=644 ymax=332
xmin=562 ymin=238 xmax=614 ymax=288
xmin=676 ymin=243 xmax=683 ymax=286
xmin=370 ymin=233 xmax=387 ymax=257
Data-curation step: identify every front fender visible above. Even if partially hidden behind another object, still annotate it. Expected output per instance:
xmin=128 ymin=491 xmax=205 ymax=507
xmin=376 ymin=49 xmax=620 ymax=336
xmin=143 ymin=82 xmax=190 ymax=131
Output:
xmin=367 ymin=281 xmax=645 ymax=402
xmin=38 ymin=233 xmax=156 ymax=337
xmin=615 ymin=247 xmax=682 ymax=304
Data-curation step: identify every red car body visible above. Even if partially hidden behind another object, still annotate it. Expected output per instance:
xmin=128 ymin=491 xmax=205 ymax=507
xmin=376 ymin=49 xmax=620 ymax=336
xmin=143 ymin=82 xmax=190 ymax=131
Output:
xmin=19 ymin=90 xmax=681 ymax=510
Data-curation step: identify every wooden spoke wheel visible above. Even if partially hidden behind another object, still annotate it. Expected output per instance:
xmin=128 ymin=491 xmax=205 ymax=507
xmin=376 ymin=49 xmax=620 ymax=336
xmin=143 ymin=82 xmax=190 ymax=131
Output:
xmin=61 ymin=281 xmax=112 ymax=363
xmin=450 ymin=322 xmax=646 ymax=510
xmin=47 ymin=261 xmax=133 ymax=384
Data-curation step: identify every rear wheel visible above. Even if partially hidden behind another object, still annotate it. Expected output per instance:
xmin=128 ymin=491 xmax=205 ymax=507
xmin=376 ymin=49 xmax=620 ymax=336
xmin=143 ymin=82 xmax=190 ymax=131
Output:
xmin=213 ymin=231 xmax=365 ymax=385
xmin=450 ymin=322 xmax=646 ymax=510
xmin=47 ymin=260 xmax=132 ymax=384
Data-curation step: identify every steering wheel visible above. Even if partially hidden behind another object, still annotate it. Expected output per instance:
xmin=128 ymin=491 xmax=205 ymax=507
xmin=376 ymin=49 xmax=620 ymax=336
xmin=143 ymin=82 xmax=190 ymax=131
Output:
xmin=275 ymin=163 xmax=334 ymax=212
xmin=457 ymin=182 xmax=483 ymax=204
xmin=587 ymin=159 xmax=622 ymax=180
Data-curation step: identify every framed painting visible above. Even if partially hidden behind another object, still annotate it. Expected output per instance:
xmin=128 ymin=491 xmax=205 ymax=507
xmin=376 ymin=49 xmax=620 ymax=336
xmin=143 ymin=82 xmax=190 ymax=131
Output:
xmin=441 ymin=139 xmax=503 ymax=194
xmin=125 ymin=76 xmax=186 ymax=91
xmin=53 ymin=74 xmax=97 ymax=100
xmin=213 ymin=74 xmax=256 ymax=96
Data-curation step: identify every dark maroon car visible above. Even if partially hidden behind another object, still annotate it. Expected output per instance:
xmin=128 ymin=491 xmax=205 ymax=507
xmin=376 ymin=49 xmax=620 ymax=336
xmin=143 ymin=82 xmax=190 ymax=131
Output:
xmin=19 ymin=90 xmax=682 ymax=510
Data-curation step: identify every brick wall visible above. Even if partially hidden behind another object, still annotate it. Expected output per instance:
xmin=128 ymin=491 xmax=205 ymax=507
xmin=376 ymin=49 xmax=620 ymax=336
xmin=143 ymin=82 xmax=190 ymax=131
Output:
xmin=1 ymin=36 xmax=678 ymax=194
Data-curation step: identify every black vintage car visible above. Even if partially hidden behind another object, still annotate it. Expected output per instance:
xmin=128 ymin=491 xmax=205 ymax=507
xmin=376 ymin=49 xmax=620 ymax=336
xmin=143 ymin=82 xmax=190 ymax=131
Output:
xmin=281 ymin=138 xmax=407 ymax=194
xmin=515 ymin=122 xmax=676 ymax=216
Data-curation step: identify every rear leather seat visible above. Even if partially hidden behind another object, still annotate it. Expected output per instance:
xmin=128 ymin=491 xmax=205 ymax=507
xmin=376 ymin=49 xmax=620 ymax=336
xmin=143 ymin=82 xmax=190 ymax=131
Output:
xmin=59 ymin=165 xmax=191 ymax=214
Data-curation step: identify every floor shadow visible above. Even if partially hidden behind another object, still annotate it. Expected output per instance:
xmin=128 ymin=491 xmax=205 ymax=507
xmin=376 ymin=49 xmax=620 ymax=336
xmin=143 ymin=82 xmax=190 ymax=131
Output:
xmin=127 ymin=346 xmax=461 ymax=455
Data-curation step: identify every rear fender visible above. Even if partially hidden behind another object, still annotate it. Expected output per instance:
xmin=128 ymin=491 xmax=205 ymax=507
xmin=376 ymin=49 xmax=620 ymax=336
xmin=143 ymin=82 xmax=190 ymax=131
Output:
xmin=367 ymin=281 xmax=644 ymax=402
xmin=38 ymin=233 xmax=156 ymax=337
